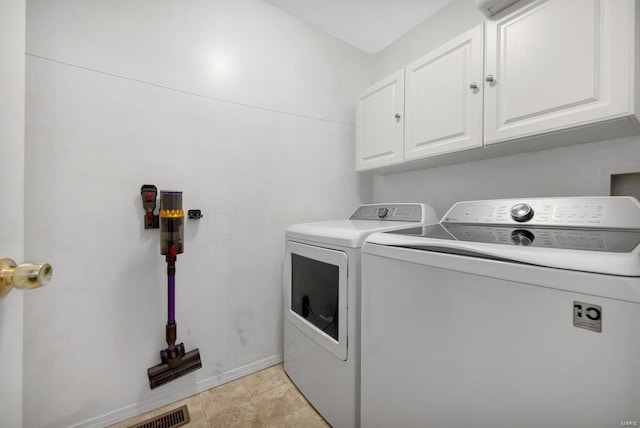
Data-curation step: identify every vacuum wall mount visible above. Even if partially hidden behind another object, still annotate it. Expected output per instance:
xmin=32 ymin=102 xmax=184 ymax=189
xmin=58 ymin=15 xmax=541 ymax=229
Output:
xmin=140 ymin=186 xmax=202 ymax=389
xmin=140 ymin=185 xmax=159 ymax=229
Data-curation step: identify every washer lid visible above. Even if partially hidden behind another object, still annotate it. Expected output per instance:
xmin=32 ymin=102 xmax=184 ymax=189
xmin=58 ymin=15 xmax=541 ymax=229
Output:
xmin=386 ymin=223 xmax=640 ymax=253
xmin=365 ymin=229 xmax=640 ymax=276
xmin=364 ymin=197 xmax=640 ymax=276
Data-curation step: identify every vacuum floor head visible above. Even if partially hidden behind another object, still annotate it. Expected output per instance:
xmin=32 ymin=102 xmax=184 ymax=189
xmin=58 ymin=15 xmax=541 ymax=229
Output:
xmin=148 ymin=348 xmax=202 ymax=389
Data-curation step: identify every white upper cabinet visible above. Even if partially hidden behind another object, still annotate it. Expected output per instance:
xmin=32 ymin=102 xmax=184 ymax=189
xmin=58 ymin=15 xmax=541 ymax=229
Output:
xmin=356 ymin=70 xmax=405 ymax=171
xmin=356 ymin=0 xmax=639 ymax=173
xmin=405 ymin=24 xmax=484 ymax=160
xmin=484 ymin=0 xmax=636 ymax=144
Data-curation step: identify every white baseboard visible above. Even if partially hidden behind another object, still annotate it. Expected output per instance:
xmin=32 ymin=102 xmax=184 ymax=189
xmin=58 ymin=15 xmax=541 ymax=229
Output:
xmin=74 ymin=354 xmax=283 ymax=428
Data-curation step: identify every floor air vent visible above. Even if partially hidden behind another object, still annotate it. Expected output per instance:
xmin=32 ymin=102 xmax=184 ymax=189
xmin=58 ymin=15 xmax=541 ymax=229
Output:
xmin=129 ymin=404 xmax=190 ymax=428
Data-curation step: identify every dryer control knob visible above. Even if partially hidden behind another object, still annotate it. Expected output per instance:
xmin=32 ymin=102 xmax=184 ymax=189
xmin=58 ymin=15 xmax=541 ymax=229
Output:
xmin=376 ymin=207 xmax=389 ymax=218
xmin=510 ymin=203 xmax=534 ymax=222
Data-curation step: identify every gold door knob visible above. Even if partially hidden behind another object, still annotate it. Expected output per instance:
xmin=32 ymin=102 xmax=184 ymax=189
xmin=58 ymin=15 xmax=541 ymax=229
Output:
xmin=0 ymin=258 xmax=53 ymax=297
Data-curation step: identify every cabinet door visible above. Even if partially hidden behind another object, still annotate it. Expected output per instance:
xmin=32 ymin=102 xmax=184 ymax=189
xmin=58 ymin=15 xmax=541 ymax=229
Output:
xmin=484 ymin=0 xmax=634 ymax=145
xmin=356 ymin=70 xmax=404 ymax=171
xmin=404 ymin=24 xmax=484 ymax=161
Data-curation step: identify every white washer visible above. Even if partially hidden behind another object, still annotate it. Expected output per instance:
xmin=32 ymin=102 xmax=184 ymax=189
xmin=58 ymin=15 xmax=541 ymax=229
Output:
xmin=284 ymin=203 xmax=437 ymax=428
xmin=361 ymin=197 xmax=640 ymax=428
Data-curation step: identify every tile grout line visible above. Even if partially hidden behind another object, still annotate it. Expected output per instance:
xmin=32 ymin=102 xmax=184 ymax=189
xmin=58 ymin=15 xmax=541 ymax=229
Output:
xmin=194 ymin=393 xmax=208 ymax=426
xmin=246 ymin=366 xmax=308 ymax=426
xmin=208 ymin=373 xmax=270 ymax=427
xmin=240 ymin=379 xmax=268 ymax=428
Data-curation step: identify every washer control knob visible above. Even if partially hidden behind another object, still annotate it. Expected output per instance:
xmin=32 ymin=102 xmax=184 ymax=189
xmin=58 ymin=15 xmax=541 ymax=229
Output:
xmin=510 ymin=203 xmax=534 ymax=222
xmin=376 ymin=207 xmax=389 ymax=218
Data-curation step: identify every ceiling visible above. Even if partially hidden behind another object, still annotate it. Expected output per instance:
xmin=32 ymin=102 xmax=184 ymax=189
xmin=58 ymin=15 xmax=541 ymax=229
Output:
xmin=263 ymin=0 xmax=456 ymax=55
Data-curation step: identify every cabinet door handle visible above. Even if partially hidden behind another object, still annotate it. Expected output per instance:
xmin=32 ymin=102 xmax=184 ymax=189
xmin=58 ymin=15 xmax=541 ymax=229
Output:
xmin=394 ymin=113 xmax=401 ymax=119
xmin=469 ymin=82 xmax=478 ymax=90
xmin=485 ymin=74 xmax=495 ymax=83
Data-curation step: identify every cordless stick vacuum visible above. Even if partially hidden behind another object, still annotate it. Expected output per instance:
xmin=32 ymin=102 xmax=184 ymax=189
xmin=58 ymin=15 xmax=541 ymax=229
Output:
xmin=147 ymin=190 xmax=202 ymax=389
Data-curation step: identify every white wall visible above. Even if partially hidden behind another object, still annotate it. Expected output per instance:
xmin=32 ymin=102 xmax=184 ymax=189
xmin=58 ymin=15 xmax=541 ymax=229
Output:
xmin=371 ymin=136 xmax=640 ymax=216
xmin=0 ymin=0 xmax=25 ymax=427
xmin=369 ymin=0 xmax=640 ymax=216
xmin=24 ymin=1 xmax=371 ymax=426
xmin=370 ymin=0 xmax=484 ymax=84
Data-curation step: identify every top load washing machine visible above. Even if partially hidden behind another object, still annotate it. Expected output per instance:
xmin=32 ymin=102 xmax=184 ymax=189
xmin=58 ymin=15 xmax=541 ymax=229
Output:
xmin=283 ymin=203 xmax=437 ymax=428
xmin=360 ymin=197 xmax=640 ymax=428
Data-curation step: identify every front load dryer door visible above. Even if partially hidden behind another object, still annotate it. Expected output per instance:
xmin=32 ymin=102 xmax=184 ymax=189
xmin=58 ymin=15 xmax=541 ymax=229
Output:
xmin=285 ymin=241 xmax=348 ymax=361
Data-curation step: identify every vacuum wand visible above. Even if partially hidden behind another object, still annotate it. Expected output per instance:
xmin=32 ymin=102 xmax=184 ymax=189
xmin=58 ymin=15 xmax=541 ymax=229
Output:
xmin=147 ymin=191 xmax=202 ymax=389
xmin=168 ymin=265 xmax=175 ymax=323
xmin=166 ymin=246 xmax=177 ymax=356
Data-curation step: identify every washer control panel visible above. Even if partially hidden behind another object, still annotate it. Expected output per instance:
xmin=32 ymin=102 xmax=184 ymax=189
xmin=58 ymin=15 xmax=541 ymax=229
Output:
xmin=442 ymin=197 xmax=640 ymax=229
xmin=350 ymin=204 xmax=426 ymax=222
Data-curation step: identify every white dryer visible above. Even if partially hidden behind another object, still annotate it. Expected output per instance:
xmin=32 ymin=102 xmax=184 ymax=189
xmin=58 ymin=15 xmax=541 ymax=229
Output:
xmin=361 ymin=197 xmax=640 ymax=428
xmin=284 ymin=203 xmax=437 ymax=428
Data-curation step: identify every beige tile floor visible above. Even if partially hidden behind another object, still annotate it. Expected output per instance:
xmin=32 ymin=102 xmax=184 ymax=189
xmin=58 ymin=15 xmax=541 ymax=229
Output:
xmin=109 ymin=364 xmax=331 ymax=428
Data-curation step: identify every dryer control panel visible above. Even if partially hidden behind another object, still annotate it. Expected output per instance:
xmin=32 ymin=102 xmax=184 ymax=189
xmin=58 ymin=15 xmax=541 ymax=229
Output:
xmin=350 ymin=204 xmax=426 ymax=222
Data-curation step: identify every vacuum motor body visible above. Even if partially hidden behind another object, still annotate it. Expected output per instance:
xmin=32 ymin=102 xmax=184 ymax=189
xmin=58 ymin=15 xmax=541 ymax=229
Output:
xmin=160 ymin=191 xmax=184 ymax=256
